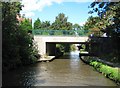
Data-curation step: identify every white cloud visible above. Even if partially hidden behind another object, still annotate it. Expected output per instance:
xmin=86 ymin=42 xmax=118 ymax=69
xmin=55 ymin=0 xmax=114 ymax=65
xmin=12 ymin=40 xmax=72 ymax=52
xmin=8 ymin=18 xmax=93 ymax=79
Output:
xmin=20 ymin=0 xmax=94 ymax=17
xmin=21 ymin=0 xmax=63 ymax=12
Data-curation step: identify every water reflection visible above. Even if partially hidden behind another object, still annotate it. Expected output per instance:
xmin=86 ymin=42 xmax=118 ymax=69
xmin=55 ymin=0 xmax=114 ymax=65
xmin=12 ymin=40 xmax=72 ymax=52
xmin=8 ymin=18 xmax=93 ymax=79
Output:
xmin=69 ymin=51 xmax=80 ymax=71
xmin=2 ymin=51 xmax=117 ymax=86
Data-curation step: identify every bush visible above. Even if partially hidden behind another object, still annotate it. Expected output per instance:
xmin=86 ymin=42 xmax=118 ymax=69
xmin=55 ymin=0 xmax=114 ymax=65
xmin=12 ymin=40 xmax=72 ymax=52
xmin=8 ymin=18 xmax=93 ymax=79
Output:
xmin=90 ymin=61 xmax=120 ymax=84
xmin=2 ymin=2 xmax=39 ymax=72
xmin=70 ymin=44 xmax=76 ymax=51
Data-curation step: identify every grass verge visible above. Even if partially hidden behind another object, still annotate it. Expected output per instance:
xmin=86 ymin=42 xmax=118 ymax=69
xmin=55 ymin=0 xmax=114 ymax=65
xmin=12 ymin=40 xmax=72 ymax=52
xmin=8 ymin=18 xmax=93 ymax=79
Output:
xmin=89 ymin=60 xmax=120 ymax=85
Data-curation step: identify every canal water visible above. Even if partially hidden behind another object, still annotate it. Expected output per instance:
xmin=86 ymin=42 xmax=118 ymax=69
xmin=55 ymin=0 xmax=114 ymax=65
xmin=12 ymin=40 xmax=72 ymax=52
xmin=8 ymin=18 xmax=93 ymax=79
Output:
xmin=3 ymin=51 xmax=117 ymax=86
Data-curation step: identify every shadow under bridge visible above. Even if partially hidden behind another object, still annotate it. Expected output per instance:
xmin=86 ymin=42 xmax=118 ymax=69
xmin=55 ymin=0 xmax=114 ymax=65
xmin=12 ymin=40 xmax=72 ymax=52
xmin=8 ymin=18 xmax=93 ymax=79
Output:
xmin=34 ymin=36 xmax=88 ymax=56
xmin=46 ymin=42 xmax=88 ymax=56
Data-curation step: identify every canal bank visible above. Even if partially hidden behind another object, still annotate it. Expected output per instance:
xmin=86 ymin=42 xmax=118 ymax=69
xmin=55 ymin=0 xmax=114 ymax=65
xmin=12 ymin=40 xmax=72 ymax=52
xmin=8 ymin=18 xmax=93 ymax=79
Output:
xmin=2 ymin=51 xmax=117 ymax=86
xmin=80 ymin=56 xmax=120 ymax=85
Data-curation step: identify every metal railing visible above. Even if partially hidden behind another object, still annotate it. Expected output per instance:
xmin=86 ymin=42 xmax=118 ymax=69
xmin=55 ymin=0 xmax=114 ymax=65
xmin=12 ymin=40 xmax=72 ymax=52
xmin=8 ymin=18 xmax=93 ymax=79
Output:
xmin=32 ymin=29 xmax=89 ymax=36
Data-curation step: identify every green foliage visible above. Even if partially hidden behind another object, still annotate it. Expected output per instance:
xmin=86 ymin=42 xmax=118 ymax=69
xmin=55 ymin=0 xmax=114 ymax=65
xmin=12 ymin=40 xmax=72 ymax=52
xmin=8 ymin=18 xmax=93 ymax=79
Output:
xmin=42 ymin=31 xmax=49 ymax=35
xmin=33 ymin=13 xmax=73 ymax=30
xmin=89 ymin=2 xmax=120 ymax=37
xmin=80 ymin=44 xmax=86 ymax=52
xmin=49 ymin=13 xmax=73 ymax=30
xmin=73 ymin=23 xmax=81 ymax=30
xmin=16 ymin=29 xmax=38 ymax=65
xmin=33 ymin=13 xmax=88 ymax=36
xmin=20 ymin=18 xmax=32 ymax=31
xmin=70 ymin=44 xmax=76 ymax=51
xmin=41 ymin=21 xmax=50 ymax=29
xmin=32 ymin=29 xmax=88 ymax=36
xmin=54 ymin=30 xmax=63 ymax=35
xmin=2 ymin=2 xmax=38 ymax=72
xmin=56 ymin=44 xmax=72 ymax=53
xmin=34 ymin=18 xmax=41 ymax=29
xmin=87 ymin=2 xmax=120 ymax=61
xmin=56 ymin=44 xmax=64 ymax=52
xmin=84 ymin=16 xmax=103 ymax=36
xmin=34 ymin=19 xmax=50 ymax=29
xmin=90 ymin=61 xmax=120 ymax=84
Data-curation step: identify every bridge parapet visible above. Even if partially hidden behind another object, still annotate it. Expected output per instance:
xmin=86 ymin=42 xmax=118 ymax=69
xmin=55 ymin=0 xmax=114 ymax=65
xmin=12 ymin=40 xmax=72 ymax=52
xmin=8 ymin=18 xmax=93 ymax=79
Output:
xmin=32 ymin=29 xmax=89 ymax=36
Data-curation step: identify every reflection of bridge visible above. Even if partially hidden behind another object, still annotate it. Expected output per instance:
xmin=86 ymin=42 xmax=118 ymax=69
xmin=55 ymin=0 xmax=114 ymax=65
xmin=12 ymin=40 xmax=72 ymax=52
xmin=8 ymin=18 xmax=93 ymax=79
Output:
xmin=34 ymin=36 xmax=88 ymax=56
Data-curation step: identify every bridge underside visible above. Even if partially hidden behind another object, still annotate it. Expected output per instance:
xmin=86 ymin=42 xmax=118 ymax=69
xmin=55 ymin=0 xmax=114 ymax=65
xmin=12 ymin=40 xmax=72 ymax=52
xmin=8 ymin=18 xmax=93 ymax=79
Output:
xmin=34 ymin=36 xmax=88 ymax=56
xmin=46 ymin=42 xmax=88 ymax=56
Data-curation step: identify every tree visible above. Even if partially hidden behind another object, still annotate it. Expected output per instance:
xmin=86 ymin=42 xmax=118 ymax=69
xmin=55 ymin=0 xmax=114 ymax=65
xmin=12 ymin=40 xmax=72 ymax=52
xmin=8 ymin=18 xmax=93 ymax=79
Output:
xmin=2 ymin=2 xmax=38 ymax=72
xmin=50 ymin=13 xmax=73 ymax=30
xmin=89 ymin=1 xmax=120 ymax=36
xmin=34 ymin=18 xmax=41 ymax=29
xmin=41 ymin=21 xmax=50 ymax=29
xmin=73 ymin=23 xmax=81 ymax=30
xmin=2 ymin=2 xmax=21 ymax=71
xmin=20 ymin=18 xmax=32 ymax=31
xmin=88 ymin=1 xmax=120 ymax=62
xmin=83 ymin=16 xmax=101 ymax=36
xmin=34 ymin=18 xmax=51 ymax=29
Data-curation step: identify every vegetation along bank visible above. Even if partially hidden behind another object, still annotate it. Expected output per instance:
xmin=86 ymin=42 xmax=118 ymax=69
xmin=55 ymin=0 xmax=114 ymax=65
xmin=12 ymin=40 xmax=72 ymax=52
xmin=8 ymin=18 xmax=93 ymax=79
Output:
xmin=81 ymin=56 xmax=120 ymax=85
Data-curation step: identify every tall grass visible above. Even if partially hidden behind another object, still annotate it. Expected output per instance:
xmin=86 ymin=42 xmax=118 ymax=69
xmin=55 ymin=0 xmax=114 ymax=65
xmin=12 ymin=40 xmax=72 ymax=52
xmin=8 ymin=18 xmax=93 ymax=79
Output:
xmin=90 ymin=61 xmax=120 ymax=84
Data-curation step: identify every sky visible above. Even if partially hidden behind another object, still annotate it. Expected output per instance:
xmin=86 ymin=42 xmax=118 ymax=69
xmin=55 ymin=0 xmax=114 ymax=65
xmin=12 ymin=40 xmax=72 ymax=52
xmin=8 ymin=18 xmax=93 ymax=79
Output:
xmin=20 ymin=0 xmax=97 ymax=26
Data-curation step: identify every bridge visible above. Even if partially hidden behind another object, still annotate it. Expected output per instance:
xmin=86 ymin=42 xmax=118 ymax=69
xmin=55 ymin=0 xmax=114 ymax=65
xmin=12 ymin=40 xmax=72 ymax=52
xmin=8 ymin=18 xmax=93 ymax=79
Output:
xmin=34 ymin=35 xmax=88 ymax=56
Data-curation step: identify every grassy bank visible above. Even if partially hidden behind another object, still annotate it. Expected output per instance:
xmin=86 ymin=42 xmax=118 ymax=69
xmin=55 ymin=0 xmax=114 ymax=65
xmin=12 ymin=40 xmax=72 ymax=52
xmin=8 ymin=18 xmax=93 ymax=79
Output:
xmin=81 ymin=57 xmax=120 ymax=85
xmin=90 ymin=61 xmax=120 ymax=84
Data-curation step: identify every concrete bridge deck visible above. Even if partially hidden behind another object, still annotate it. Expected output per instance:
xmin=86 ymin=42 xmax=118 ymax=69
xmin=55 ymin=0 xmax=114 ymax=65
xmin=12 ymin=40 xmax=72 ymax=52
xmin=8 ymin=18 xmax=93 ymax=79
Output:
xmin=34 ymin=36 xmax=88 ymax=55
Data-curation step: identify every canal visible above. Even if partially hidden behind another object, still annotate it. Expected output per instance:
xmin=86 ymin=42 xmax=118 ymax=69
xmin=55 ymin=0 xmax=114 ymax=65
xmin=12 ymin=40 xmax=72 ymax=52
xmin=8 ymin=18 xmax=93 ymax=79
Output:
xmin=2 ymin=51 xmax=117 ymax=86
